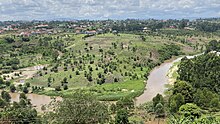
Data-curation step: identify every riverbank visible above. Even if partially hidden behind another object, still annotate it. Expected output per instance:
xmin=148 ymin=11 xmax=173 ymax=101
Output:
xmin=167 ymin=61 xmax=180 ymax=85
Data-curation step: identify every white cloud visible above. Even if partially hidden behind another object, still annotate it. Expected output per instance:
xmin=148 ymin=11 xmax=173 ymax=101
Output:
xmin=0 ymin=0 xmax=219 ymax=20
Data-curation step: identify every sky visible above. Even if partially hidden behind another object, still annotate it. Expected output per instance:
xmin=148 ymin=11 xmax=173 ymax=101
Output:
xmin=0 ymin=0 xmax=220 ymax=21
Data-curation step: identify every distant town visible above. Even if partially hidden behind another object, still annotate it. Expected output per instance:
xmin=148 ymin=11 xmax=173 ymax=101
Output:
xmin=1 ymin=18 xmax=220 ymax=36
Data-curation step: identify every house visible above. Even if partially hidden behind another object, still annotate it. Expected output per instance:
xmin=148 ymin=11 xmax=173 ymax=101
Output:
xmin=112 ymin=30 xmax=118 ymax=34
xmin=184 ymin=27 xmax=195 ymax=30
xmin=35 ymin=24 xmax=49 ymax=29
xmin=169 ymin=26 xmax=177 ymax=29
xmin=97 ymin=29 xmax=104 ymax=34
xmin=143 ymin=27 xmax=151 ymax=32
xmin=20 ymin=32 xmax=31 ymax=37
xmin=75 ymin=27 xmax=85 ymax=34
xmin=85 ymin=30 xmax=97 ymax=35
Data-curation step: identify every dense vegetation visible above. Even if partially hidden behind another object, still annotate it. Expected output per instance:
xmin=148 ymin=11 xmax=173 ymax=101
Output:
xmin=0 ymin=91 xmax=39 ymax=123
xmin=164 ymin=40 xmax=220 ymax=123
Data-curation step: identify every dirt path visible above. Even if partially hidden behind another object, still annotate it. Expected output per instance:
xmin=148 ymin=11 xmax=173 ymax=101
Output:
xmin=2 ymin=65 xmax=47 ymax=85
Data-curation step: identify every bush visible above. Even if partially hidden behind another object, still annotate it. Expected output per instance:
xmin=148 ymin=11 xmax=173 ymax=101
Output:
xmin=55 ymin=86 xmax=61 ymax=91
xmin=10 ymin=84 xmax=16 ymax=93
xmin=23 ymin=87 xmax=29 ymax=94
xmin=63 ymin=85 xmax=68 ymax=90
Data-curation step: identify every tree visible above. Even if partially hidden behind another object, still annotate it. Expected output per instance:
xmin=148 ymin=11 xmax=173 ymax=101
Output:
xmin=55 ymin=86 xmax=61 ymax=91
xmin=44 ymin=91 xmax=109 ymax=124
xmin=116 ymin=97 xmax=134 ymax=110
xmin=167 ymin=115 xmax=192 ymax=124
xmin=0 ymin=98 xmax=7 ymax=108
xmin=48 ymin=77 xmax=52 ymax=84
xmin=110 ymin=103 xmax=117 ymax=114
xmin=0 ymin=104 xmax=38 ymax=123
xmin=87 ymin=74 xmax=93 ymax=82
xmin=206 ymin=40 xmax=220 ymax=52
xmin=63 ymin=85 xmax=68 ymax=90
xmin=1 ymin=91 xmax=11 ymax=102
xmin=169 ymin=93 xmax=185 ymax=113
xmin=173 ymin=81 xmax=193 ymax=103
xmin=4 ymin=37 xmax=15 ymax=43
xmin=10 ymin=84 xmax=16 ymax=93
xmin=5 ymin=81 xmax=10 ymax=87
xmin=21 ymin=37 xmax=30 ymax=42
xmin=179 ymin=103 xmax=201 ymax=119
xmin=177 ymin=52 xmax=220 ymax=93
xmin=25 ymin=82 xmax=30 ymax=87
xmin=210 ymin=98 xmax=220 ymax=110
xmin=23 ymin=86 xmax=29 ymax=93
xmin=115 ymin=109 xmax=129 ymax=124
xmin=76 ymin=70 xmax=80 ymax=75
xmin=153 ymin=94 xmax=164 ymax=108
xmin=19 ymin=93 xmax=27 ymax=100
xmin=155 ymin=103 xmax=165 ymax=117
xmin=0 ymin=77 xmax=4 ymax=85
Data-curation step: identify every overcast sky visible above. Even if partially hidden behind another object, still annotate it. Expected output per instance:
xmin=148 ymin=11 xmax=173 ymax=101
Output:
xmin=0 ymin=0 xmax=220 ymax=21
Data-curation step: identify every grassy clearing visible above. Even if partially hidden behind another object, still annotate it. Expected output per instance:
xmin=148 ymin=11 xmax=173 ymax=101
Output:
xmin=92 ymin=79 xmax=145 ymax=100
xmin=38 ymin=79 xmax=146 ymax=101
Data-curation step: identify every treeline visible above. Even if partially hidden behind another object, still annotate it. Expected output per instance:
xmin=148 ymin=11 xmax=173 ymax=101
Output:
xmin=2 ymin=18 xmax=220 ymax=33
xmin=158 ymin=44 xmax=182 ymax=62
xmin=0 ymin=91 xmax=136 ymax=124
xmin=0 ymin=91 xmax=38 ymax=123
xmin=196 ymin=22 xmax=220 ymax=32
xmin=178 ymin=53 xmax=220 ymax=94
xmin=165 ymin=45 xmax=220 ymax=123
xmin=206 ymin=40 xmax=220 ymax=52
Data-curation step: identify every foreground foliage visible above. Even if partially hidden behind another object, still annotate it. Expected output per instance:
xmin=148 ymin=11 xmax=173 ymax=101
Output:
xmin=43 ymin=91 xmax=110 ymax=124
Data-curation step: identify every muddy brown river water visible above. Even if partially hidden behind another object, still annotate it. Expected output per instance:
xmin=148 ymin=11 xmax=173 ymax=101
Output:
xmin=135 ymin=54 xmax=202 ymax=105
xmin=4 ymin=92 xmax=62 ymax=112
xmin=135 ymin=58 xmax=182 ymax=105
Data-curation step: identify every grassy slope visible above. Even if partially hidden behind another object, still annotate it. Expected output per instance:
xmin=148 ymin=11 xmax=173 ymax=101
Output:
xmin=1 ymin=31 xmax=209 ymax=100
xmin=29 ymin=33 xmax=200 ymax=100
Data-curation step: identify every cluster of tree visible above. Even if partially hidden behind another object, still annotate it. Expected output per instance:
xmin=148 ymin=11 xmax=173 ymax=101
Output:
xmin=168 ymin=111 xmax=220 ymax=124
xmin=178 ymin=53 xmax=220 ymax=94
xmin=196 ymin=22 xmax=220 ymax=32
xmin=174 ymin=53 xmax=220 ymax=111
xmin=166 ymin=48 xmax=220 ymax=122
xmin=0 ymin=91 xmax=38 ymax=123
xmin=152 ymin=94 xmax=166 ymax=117
xmin=158 ymin=44 xmax=181 ymax=62
xmin=206 ymin=40 xmax=220 ymax=52
xmin=43 ymin=91 xmax=134 ymax=124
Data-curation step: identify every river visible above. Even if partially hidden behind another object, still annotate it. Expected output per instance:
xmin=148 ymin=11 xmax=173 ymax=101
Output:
xmin=3 ymin=91 xmax=62 ymax=112
xmin=136 ymin=54 xmax=202 ymax=105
